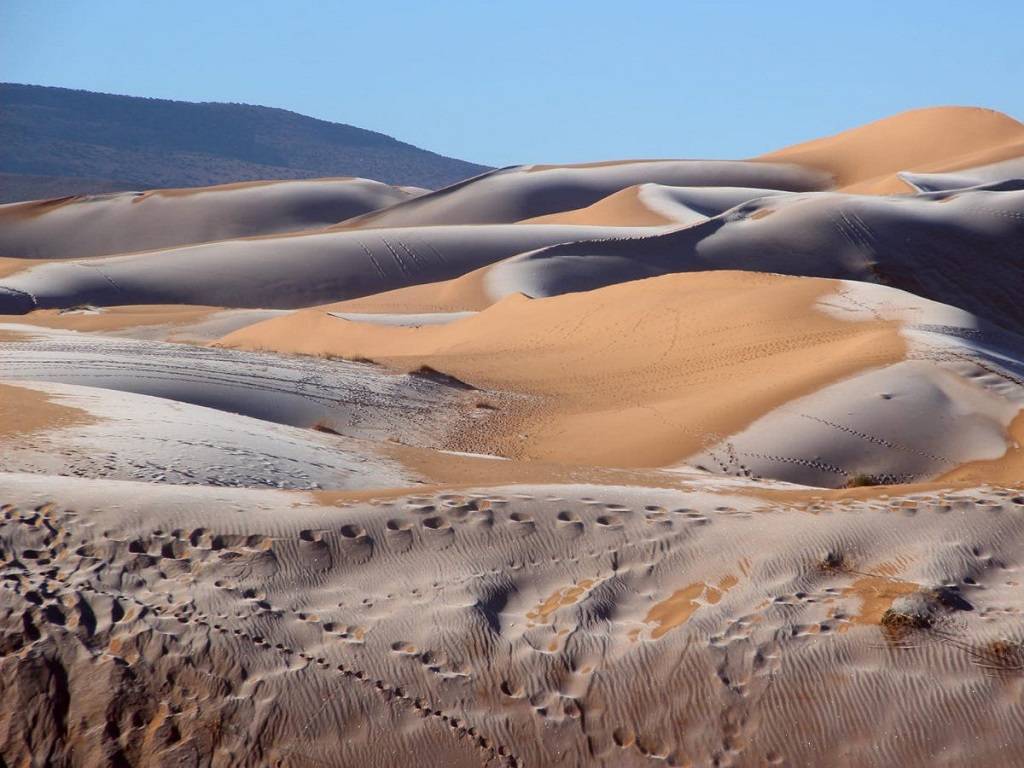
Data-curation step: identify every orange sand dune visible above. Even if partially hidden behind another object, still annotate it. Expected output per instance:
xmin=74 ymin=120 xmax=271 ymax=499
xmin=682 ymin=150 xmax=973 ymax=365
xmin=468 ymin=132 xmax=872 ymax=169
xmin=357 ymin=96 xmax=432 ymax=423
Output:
xmin=760 ymin=106 xmax=1024 ymax=193
xmin=327 ymin=265 xmax=497 ymax=314
xmin=521 ymin=183 xmax=788 ymax=227
xmin=523 ymin=185 xmax=676 ymax=226
xmin=219 ymin=271 xmax=906 ymax=468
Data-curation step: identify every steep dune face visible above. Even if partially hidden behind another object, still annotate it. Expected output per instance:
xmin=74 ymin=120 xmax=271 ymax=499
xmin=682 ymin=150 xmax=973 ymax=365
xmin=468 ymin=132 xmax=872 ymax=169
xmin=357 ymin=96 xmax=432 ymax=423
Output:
xmin=759 ymin=106 xmax=1024 ymax=193
xmin=0 ymin=178 xmax=423 ymax=260
xmin=329 ymin=160 xmax=830 ymax=229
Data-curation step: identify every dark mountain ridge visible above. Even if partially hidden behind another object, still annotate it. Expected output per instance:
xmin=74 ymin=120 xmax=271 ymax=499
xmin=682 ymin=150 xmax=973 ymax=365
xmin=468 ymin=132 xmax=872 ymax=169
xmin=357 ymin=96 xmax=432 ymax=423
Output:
xmin=0 ymin=83 xmax=490 ymax=202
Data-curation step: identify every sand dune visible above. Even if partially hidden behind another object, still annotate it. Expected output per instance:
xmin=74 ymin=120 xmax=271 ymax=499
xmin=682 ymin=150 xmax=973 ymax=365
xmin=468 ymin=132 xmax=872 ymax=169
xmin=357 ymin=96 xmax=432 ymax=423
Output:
xmin=218 ymin=271 xmax=1024 ymax=486
xmin=523 ymin=184 xmax=789 ymax=227
xmin=0 ymin=178 xmax=425 ymax=260
xmin=898 ymin=155 xmax=1024 ymax=192
xmin=0 ymin=380 xmax=417 ymax=489
xmin=477 ymin=185 xmax=1024 ymax=331
xmin=318 ymin=182 xmax=1024 ymax=329
xmin=0 ymin=223 xmax=650 ymax=313
xmin=329 ymin=160 xmax=830 ymax=229
xmin=760 ymin=106 xmax=1024 ymax=194
xmin=3 ymin=472 xmax=1024 ymax=767
xmin=690 ymin=280 xmax=1024 ymax=486
xmin=0 ymin=326 xmax=473 ymax=444
xmin=4 ymin=104 xmax=1024 ymax=767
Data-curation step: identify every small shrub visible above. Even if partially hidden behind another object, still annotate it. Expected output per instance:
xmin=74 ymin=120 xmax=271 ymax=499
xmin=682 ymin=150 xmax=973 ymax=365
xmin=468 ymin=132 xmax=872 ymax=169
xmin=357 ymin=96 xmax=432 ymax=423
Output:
xmin=880 ymin=607 xmax=931 ymax=633
xmin=820 ymin=550 xmax=846 ymax=571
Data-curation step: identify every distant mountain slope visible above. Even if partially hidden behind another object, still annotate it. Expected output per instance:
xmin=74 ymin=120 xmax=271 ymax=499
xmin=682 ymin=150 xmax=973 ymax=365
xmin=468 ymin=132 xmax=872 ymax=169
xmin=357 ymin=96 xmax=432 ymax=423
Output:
xmin=0 ymin=83 xmax=490 ymax=202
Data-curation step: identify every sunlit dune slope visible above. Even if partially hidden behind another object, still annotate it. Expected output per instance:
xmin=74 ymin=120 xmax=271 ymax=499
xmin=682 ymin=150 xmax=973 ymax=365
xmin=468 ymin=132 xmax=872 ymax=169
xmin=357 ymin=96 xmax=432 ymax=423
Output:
xmin=759 ymin=106 xmax=1024 ymax=193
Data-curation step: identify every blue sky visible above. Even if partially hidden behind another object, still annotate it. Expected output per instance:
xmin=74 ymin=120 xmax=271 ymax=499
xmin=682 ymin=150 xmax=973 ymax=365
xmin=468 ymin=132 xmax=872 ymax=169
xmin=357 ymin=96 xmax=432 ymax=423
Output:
xmin=2 ymin=1 xmax=1022 ymax=167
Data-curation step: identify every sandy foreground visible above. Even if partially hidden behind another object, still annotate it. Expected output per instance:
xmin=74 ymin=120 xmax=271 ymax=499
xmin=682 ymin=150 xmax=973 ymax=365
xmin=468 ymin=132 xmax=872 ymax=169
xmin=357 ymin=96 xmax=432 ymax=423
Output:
xmin=2 ymin=106 xmax=1024 ymax=767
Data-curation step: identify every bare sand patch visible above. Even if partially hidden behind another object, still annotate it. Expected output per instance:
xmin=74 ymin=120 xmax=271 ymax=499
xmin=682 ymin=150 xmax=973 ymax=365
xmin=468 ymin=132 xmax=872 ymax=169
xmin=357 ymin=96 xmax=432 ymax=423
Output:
xmin=0 ymin=381 xmax=96 ymax=439
xmin=0 ymin=257 xmax=33 ymax=279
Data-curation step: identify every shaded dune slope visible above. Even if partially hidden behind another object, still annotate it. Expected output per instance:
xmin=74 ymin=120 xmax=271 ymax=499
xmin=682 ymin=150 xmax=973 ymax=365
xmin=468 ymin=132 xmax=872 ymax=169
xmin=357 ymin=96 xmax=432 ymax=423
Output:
xmin=481 ymin=186 xmax=1024 ymax=332
xmin=0 ymin=178 xmax=425 ymax=260
xmin=0 ymin=224 xmax=649 ymax=313
xmin=329 ymin=160 xmax=830 ymax=229
xmin=318 ymin=181 xmax=1024 ymax=334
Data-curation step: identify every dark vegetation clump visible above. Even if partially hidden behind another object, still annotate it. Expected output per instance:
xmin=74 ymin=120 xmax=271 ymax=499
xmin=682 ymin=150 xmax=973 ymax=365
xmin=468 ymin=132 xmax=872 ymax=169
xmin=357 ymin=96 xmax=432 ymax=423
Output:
xmin=819 ymin=550 xmax=847 ymax=571
xmin=880 ymin=607 xmax=932 ymax=632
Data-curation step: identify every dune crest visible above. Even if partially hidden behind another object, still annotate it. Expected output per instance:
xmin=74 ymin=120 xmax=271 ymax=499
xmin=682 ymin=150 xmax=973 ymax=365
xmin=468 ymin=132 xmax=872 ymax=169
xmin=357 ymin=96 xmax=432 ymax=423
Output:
xmin=759 ymin=106 xmax=1024 ymax=193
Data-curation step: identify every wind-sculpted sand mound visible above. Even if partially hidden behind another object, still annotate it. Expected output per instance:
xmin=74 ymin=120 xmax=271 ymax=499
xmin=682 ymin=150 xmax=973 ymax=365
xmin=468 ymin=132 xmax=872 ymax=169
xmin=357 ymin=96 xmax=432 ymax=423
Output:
xmin=465 ymin=186 xmax=1024 ymax=332
xmin=218 ymin=271 xmax=1024 ymax=487
xmin=522 ymin=184 xmax=789 ymax=227
xmin=0 ymin=326 xmax=471 ymax=444
xmin=316 ymin=183 xmax=1024 ymax=328
xmin=0 ymin=178 xmax=424 ymax=260
xmin=0 ymin=223 xmax=647 ymax=313
xmin=329 ymin=159 xmax=830 ymax=229
xmin=898 ymin=155 xmax=1024 ymax=193
xmin=759 ymin=106 xmax=1024 ymax=194
xmin=0 ymin=380 xmax=420 ymax=489
xmin=2 ymin=473 xmax=1023 ymax=767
